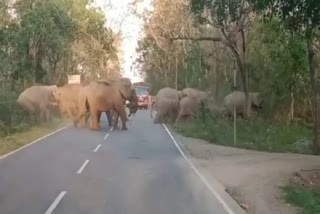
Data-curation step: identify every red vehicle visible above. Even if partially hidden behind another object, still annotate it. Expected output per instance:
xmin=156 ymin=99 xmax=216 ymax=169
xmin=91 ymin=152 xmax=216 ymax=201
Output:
xmin=134 ymin=86 xmax=150 ymax=109
xmin=133 ymin=82 xmax=151 ymax=110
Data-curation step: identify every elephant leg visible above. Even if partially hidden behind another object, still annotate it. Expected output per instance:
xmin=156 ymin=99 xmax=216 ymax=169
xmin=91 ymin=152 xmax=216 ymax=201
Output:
xmin=45 ymin=109 xmax=51 ymax=122
xmin=39 ymin=110 xmax=45 ymax=123
xmin=80 ymin=115 xmax=87 ymax=128
xmin=89 ymin=110 xmax=100 ymax=130
xmin=112 ymin=111 xmax=119 ymax=129
xmin=118 ymin=107 xmax=128 ymax=130
xmin=113 ymin=106 xmax=127 ymax=130
xmin=97 ymin=111 xmax=102 ymax=123
xmin=73 ymin=119 xmax=78 ymax=127
xmin=106 ymin=111 xmax=113 ymax=126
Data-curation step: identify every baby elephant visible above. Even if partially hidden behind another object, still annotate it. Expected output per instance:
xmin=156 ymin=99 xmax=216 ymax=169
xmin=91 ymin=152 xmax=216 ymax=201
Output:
xmin=175 ymin=96 xmax=199 ymax=123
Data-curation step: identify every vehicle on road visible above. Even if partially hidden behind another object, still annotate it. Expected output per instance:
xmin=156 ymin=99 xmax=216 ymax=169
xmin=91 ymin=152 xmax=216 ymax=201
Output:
xmin=133 ymin=82 xmax=152 ymax=110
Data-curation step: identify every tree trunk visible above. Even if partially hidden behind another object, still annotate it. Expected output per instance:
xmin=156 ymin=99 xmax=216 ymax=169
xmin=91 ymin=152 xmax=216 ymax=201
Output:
xmin=175 ymin=55 xmax=178 ymax=90
xmin=308 ymin=38 xmax=320 ymax=154
xmin=230 ymin=45 xmax=250 ymax=119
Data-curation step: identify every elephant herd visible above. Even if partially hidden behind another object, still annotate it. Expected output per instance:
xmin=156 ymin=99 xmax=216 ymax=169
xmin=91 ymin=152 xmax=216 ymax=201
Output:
xmin=16 ymin=78 xmax=263 ymax=132
xmin=150 ymin=87 xmax=263 ymax=124
xmin=16 ymin=78 xmax=139 ymax=131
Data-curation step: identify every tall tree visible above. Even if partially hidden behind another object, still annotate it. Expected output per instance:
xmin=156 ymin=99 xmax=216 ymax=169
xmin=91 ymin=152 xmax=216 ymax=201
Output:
xmin=250 ymin=0 xmax=320 ymax=153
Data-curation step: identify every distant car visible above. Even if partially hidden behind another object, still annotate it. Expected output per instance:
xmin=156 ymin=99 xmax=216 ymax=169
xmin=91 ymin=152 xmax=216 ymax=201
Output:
xmin=134 ymin=86 xmax=150 ymax=109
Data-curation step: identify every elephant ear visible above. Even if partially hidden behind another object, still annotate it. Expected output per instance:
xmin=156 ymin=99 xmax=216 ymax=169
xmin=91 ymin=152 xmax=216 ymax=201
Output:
xmin=117 ymin=78 xmax=134 ymax=100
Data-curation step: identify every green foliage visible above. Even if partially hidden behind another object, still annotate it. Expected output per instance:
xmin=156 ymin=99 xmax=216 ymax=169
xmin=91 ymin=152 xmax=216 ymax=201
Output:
xmin=285 ymin=184 xmax=320 ymax=214
xmin=248 ymin=18 xmax=310 ymax=119
xmin=0 ymin=0 xmax=120 ymax=136
xmin=179 ymin=43 xmax=207 ymax=89
xmin=175 ymin=117 xmax=313 ymax=154
xmin=191 ymin=0 xmax=246 ymax=25
xmin=250 ymin=0 xmax=320 ymax=36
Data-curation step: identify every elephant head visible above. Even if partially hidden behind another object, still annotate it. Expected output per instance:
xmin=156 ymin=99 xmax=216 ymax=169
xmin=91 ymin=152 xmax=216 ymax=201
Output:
xmin=111 ymin=78 xmax=138 ymax=116
xmin=127 ymin=88 xmax=138 ymax=117
xmin=250 ymin=92 xmax=263 ymax=110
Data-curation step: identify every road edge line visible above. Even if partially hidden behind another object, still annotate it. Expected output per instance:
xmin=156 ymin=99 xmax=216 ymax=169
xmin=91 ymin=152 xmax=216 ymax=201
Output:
xmin=44 ymin=191 xmax=67 ymax=214
xmin=163 ymin=123 xmax=240 ymax=214
xmin=0 ymin=125 xmax=70 ymax=161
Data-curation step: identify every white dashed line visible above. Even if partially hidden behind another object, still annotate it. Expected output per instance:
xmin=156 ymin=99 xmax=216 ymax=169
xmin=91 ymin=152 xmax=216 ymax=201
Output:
xmin=77 ymin=160 xmax=89 ymax=174
xmin=104 ymin=133 xmax=111 ymax=140
xmin=93 ymin=144 xmax=101 ymax=152
xmin=162 ymin=124 xmax=236 ymax=214
xmin=104 ymin=127 xmax=113 ymax=140
xmin=44 ymin=191 xmax=67 ymax=214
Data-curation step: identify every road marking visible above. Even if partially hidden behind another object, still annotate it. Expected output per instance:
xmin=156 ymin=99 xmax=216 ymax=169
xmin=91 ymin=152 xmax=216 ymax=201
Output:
xmin=162 ymin=124 xmax=236 ymax=214
xmin=93 ymin=144 xmax=101 ymax=152
xmin=0 ymin=125 xmax=70 ymax=161
xmin=104 ymin=127 xmax=113 ymax=140
xmin=44 ymin=191 xmax=67 ymax=214
xmin=77 ymin=160 xmax=89 ymax=174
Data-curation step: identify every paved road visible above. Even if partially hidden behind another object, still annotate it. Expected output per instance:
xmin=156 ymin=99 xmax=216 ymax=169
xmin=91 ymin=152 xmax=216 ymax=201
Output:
xmin=0 ymin=111 xmax=236 ymax=214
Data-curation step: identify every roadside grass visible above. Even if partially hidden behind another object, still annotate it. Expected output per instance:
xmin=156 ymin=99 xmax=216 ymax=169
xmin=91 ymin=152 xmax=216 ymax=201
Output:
xmin=284 ymin=184 xmax=320 ymax=214
xmin=174 ymin=116 xmax=313 ymax=154
xmin=0 ymin=118 xmax=68 ymax=156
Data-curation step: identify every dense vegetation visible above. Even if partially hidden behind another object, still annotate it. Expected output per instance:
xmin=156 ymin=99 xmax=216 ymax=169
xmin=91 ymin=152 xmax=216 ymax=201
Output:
xmin=134 ymin=0 xmax=320 ymax=154
xmin=0 ymin=0 xmax=121 ymax=137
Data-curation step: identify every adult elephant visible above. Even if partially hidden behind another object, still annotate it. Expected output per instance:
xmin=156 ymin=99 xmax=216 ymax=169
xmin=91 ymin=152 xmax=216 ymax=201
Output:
xmin=150 ymin=87 xmax=181 ymax=123
xmin=16 ymin=84 xmax=58 ymax=122
xmin=76 ymin=78 xmax=138 ymax=130
xmin=223 ymin=91 xmax=263 ymax=118
xmin=52 ymin=83 xmax=84 ymax=126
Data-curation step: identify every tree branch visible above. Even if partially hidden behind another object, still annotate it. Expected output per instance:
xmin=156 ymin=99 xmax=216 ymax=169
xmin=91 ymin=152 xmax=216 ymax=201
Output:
xmin=168 ymin=36 xmax=222 ymax=42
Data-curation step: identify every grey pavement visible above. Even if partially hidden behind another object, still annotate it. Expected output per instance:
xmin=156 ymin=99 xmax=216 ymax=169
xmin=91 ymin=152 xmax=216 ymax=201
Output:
xmin=0 ymin=111 xmax=241 ymax=214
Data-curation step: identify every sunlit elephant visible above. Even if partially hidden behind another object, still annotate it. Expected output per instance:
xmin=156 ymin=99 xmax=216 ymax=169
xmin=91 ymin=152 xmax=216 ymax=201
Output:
xmin=75 ymin=78 xmax=138 ymax=130
xmin=16 ymin=84 xmax=58 ymax=123
xmin=52 ymin=84 xmax=83 ymax=119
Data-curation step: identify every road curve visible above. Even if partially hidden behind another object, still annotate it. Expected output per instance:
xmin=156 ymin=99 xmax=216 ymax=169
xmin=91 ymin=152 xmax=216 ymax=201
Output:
xmin=0 ymin=111 xmax=240 ymax=214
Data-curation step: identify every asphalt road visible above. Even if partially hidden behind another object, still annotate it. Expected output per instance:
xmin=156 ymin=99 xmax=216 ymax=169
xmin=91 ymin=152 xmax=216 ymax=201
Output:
xmin=0 ymin=111 xmax=236 ymax=214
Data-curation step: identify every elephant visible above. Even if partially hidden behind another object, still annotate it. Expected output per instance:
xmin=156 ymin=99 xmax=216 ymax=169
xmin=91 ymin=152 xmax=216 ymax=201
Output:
xmin=16 ymin=84 xmax=58 ymax=122
xmin=52 ymin=84 xmax=83 ymax=119
xmin=175 ymin=96 xmax=198 ymax=123
xmin=151 ymin=87 xmax=181 ymax=123
xmin=75 ymin=78 xmax=138 ymax=130
xmin=175 ymin=88 xmax=211 ymax=123
xmin=96 ymin=90 xmax=138 ymax=127
xmin=180 ymin=87 xmax=208 ymax=102
xmin=112 ymin=87 xmax=138 ymax=128
xmin=97 ymin=110 xmax=113 ymax=126
xmin=223 ymin=90 xmax=263 ymax=118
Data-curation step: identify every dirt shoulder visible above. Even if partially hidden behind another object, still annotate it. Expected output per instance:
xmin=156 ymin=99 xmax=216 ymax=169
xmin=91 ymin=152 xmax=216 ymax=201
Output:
xmin=173 ymin=133 xmax=320 ymax=214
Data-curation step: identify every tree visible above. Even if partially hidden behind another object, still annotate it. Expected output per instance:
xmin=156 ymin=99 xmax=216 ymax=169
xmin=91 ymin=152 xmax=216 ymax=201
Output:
xmin=250 ymin=0 xmax=320 ymax=153
xmin=167 ymin=0 xmax=255 ymax=118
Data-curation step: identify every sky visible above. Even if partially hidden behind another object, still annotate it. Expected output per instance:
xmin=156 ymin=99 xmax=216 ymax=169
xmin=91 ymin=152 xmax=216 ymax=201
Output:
xmin=93 ymin=0 xmax=153 ymax=83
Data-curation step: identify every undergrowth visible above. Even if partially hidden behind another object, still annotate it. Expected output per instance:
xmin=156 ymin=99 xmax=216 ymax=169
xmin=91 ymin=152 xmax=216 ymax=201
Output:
xmin=284 ymin=184 xmax=320 ymax=214
xmin=174 ymin=115 xmax=312 ymax=154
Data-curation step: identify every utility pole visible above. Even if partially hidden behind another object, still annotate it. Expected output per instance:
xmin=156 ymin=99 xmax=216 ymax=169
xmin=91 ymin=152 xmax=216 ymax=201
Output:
xmin=233 ymin=56 xmax=237 ymax=145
